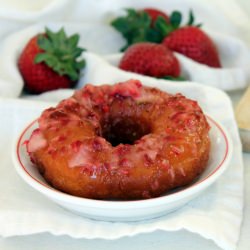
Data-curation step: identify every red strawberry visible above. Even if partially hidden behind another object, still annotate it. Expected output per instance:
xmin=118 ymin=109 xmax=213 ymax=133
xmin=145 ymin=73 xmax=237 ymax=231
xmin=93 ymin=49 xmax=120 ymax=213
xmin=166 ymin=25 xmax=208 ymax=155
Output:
xmin=162 ymin=26 xmax=221 ymax=68
xmin=18 ymin=27 xmax=86 ymax=94
xmin=112 ymin=9 xmax=221 ymax=68
xmin=119 ymin=42 xmax=180 ymax=78
xmin=161 ymin=11 xmax=221 ymax=68
xmin=143 ymin=8 xmax=169 ymax=24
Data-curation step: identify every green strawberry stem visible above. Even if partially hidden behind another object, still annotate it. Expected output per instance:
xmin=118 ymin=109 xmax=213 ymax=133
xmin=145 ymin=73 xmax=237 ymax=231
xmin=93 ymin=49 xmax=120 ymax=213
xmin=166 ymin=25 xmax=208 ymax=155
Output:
xmin=111 ymin=9 xmax=201 ymax=51
xmin=161 ymin=76 xmax=186 ymax=81
xmin=35 ymin=27 xmax=86 ymax=81
xmin=111 ymin=8 xmax=168 ymax=51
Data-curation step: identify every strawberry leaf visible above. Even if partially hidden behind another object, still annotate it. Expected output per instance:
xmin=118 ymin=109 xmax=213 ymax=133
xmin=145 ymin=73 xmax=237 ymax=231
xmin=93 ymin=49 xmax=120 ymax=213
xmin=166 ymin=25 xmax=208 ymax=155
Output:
xmin=186 ymin=9 xmax=202 ymax=27
xmin=111 ymin=9 xmax=152 ymax=50
xmin=154 ymin=16 xmax=174 ymax=37
xmin=75 ymin=60 xmax=86 ymax=70
xmin=37 ymin=35 xmax=53 ymax=52
xmin=72 ymin=47 xmax=85 ymax=58
xmin=161 ymin=76 xmax=186 ymax=81
xmin=44 ymin=55 xmax=58 ymax=69
xmin=187 ymin=10 xmax=194 ymax=26
xmin=68 ymin=34 xmax=80 ymax=47
xmin=58 ymin=28 xmax=67 ymax=41
xmin=170 ymin=11 xmax=182 ymax=29
xmin=145 ymin=28 xmax=163 ymax=43
xmin=35 ymin=27 xmax=86 ymax=81
xmin=34 ymin=53 xmax=50 ymax=63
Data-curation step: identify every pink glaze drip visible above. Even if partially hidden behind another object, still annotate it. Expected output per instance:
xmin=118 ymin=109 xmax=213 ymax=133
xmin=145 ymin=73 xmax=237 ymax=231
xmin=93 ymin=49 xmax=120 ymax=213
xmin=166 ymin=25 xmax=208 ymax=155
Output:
xmin=168 ymin=167 xmax=175 ymax=181
xmin=135 ymin=134 xmax=164 ymax=163
xmin=69 ymin=143 xmax=93 ymax=168
xmin=69 ymin=138 xmax=110 ymax=169
xmin=170 ymin=145 xmax=184 ymax=155
xmin=27 ymin=129 xmax=47 ymax=153
xmin=110 ymin=79 xmax=142 ymax=98
xmin=39 ymin=108 xmax=81 ymax=132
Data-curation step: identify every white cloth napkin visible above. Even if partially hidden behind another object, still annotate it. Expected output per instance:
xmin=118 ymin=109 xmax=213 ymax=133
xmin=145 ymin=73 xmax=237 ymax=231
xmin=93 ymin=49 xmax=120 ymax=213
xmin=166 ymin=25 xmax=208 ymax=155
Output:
xmin=0 ymin=0 xmax=70 ymax=38
xmin=0 ymin=0 xmax=249 ymax=41
xmin=0 ymin=80 xmax=243 ymax=250
xmin=0 ymin=0 xmax=250 ymax=97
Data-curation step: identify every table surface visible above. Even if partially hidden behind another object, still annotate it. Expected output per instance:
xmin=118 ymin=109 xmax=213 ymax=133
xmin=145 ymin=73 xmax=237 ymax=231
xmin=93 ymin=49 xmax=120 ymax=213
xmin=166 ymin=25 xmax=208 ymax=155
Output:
xmin=1 ymin=1 xmax=250 ymax=249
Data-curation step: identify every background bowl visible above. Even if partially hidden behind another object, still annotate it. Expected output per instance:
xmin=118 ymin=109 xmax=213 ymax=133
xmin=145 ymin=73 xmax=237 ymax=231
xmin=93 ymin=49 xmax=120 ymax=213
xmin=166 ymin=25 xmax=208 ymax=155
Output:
xmin=12 ymin=115 xmax=232 ymax=222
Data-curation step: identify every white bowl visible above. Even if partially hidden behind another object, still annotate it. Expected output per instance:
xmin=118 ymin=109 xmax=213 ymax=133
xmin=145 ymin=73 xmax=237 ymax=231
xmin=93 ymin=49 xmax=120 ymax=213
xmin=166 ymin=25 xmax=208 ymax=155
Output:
xmin=12 ymin=115 xmax=232 ymax=222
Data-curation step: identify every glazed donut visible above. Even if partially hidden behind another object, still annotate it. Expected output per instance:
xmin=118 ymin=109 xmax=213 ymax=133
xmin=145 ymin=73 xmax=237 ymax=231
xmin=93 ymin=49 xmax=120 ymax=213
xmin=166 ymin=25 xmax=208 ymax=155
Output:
xmin=27 ymin=79 xmax=210 ymax=200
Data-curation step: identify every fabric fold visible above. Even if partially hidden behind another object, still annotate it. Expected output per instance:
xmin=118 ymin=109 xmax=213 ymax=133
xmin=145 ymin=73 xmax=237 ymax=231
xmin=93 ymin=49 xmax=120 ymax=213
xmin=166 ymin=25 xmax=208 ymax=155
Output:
xmin=1 ymin=21 xmax=250 ymax=99
xmin=0 ymin=79 xmax=244 ymax=250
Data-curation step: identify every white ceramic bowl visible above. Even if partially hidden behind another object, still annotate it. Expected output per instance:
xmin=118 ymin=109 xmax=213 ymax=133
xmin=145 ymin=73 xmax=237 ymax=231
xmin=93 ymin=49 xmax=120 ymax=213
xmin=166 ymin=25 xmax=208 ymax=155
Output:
xmin=12 ymin=115 xmax=232 ymax=222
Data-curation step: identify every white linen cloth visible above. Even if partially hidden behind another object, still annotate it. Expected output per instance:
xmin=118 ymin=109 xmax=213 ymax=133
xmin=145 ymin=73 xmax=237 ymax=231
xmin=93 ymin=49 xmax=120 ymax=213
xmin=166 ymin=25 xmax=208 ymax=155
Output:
xmin=0 ymin=0 xmax=249 ymax=42
xmin=0 ymin=80 xmax=243 ymax=250
xmin=0 ymin=0 xmax=250 ymax=98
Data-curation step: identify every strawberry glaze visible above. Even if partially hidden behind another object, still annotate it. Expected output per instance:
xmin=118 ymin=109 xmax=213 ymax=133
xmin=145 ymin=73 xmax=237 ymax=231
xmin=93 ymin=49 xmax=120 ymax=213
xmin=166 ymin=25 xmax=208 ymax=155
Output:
xmin=26 ymin=79 xmax=210 ymax=200
xmin=27 ymin=129 xmax=47 ymax=153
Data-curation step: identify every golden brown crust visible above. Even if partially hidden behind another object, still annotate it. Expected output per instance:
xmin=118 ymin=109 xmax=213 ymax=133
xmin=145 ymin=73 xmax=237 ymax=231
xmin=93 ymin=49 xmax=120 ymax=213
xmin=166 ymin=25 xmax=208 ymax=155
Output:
xmin=27 ymin=80 xmax=210 ymax=200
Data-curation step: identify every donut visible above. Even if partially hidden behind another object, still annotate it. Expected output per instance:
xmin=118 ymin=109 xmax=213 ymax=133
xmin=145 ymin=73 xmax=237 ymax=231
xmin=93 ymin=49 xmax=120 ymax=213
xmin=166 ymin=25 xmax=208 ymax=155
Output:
xmin=27 ymin=79 xmax=210 ymax=200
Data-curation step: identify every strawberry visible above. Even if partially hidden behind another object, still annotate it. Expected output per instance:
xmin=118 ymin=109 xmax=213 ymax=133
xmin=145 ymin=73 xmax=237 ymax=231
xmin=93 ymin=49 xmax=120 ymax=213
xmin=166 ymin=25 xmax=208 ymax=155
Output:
xmin=111 ymin=9 xmax=221 ymax=67
xmin=18 ymin=27 xmax=86 ymax=94
xmin=119 ymin=42 xmax=180 ymax=78
xmin=162 ymin=12 xmax=221 ymax=68
xmin=111 ymin=8 xmax=169 ymax=50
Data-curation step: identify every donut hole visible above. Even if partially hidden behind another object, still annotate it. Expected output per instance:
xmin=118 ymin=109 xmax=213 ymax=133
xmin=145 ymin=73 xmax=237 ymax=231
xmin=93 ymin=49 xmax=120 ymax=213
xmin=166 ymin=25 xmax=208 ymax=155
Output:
xmin=101 ymin=116 xmax=151 ymax=146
